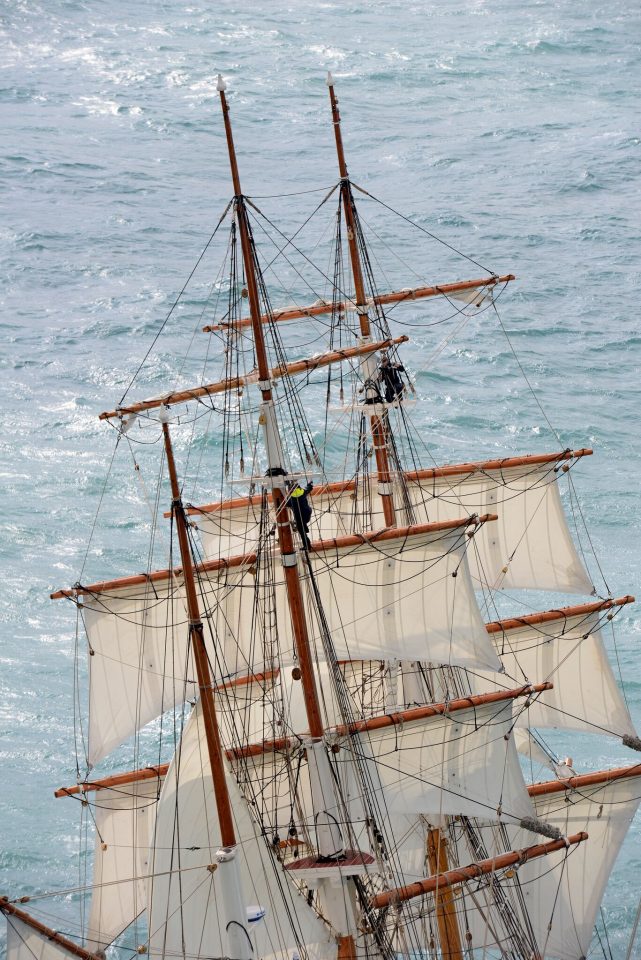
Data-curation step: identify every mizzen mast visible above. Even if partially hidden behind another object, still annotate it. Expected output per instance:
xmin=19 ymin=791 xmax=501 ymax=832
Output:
xmin=327 ymin=72 xmax=397 ymax=526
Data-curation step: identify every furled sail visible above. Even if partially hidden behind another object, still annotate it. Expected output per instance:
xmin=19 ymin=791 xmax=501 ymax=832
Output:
xmin=196 ymin=455 xmax=594 ymax=593
xmin=85 ymin=780 xmax=160 ymax=951
xmin=80 ymin=522 xmax=500 ymax=763
xmin=147 ymin=702 xmax=333 ymax=960
xmin=478 ymin=609 xmax=636 ymax=738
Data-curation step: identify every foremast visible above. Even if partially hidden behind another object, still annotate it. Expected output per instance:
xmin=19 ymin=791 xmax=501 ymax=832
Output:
xmin=161 ymin=418 xmax=252 ymax=960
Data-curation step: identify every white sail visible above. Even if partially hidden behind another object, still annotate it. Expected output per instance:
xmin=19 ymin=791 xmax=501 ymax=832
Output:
xmin=454 ymin=773 xmax=641 ymax=960
xmin=417 ymin=462 xmax=593 ymax=593
xmin=198 ymin=460 xmax=593 ymax=593
xmin=477 ymin=611 xmax=636 ymax=738
xmin=513 ymin=727 xmax=558 ymax=770
xmin=209 ymin=526 xmax=501 ymax=672
xmin=524 ymin=775 xmax=641 ymax=959
xmin=6 ymin=919 xmax=82 ymax=960
xmin=82 ymin=526 xmax=499 ymax=763
xmin=82 ymin=579 xmax=196 ymax=765
xmin=241 ymin=697 xmax=534 ymax=839
xmin=147 ymin=702 xmax=333 ymax=960
xmin=358 ymin=698 xmax=534 ymax=823
xmin=85 ymin=780 xmax=160 ymax=951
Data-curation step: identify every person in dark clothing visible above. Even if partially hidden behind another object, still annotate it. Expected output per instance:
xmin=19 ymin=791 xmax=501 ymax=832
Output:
xmin=379 ymin=354 xmax=406 ymax=403
xmin=288 ymin=480 xmax=313 ymax=549
xmin=361 ymin=375 xmax=384 ymax=404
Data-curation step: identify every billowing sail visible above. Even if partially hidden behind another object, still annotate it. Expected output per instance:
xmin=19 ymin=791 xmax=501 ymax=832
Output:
xmin=210 ymin=525 xmax=501 ymax=672
xmin=513 ymin=727 xmax=558 ymax=770
xmin=197 ymin=457 xmax=593 ymax=593
xmin=237 ymin=695 xmax=534 ymax=839
xmin=356 ymin=698 xmax=534 ymax=823
xmin=85 ymin=780 xmax=160 ymax=950
xmin=452 ymin=772 xmax=641 ymax=960
xmin=478 ymin=610 xmax=636 ymax=738
xmin=82 ymin=580 xmax=196 ymax=765
xmin=81 ymin=523 xmax=499 ymax=764
xmin=6 ymin=919 xmax=83 ymax=960
xmin=147 ymin=701 xmax=333 ymax=960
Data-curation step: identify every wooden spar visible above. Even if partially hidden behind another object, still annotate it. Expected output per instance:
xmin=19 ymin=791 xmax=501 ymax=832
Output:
xmin=51 ymin=513 xmax=493 ymax=598
xmin=486 ymin=594 xmax=635 ymax=634
xmin=233 ymin=736 xmax=299 ymax=761
xmin=203 ymin=274 xmax=516 ymax=333
xmin=370 ymin=833 xmax=589 ymax=909
xmin=55 ymin=760 xmax=641 ymax=803
xmin=98 ymin=335 xmax=407 ymax=421
xmin=55 ymin=681 xmax=549 ymax=796
xmin=527 ymin=763 xmax=641 ymax=797
xmin=188 ymin=447 xmax=594 ymax=515
xmin=0 ymin=899 xmax=100 ymax=960
xmin=215 ymin=667 xmax=279 ymax=690
xmin=227 ymin=683 xmax=551 ymax=760
xmin=337 ymin=935 xmax=357 ymax=960
xmin=426 ymin=829 xmax=464 ymax=960
xmin=327 ymin=75 xmax=396 ymax=527
xmin=55 ymin=763 xmax=169 ymax=798
xmin=327 ymin=682 xmax=551 ymax=739
xmin=162 ymin=421 xmax=237 ymax=848
xmin=327 ymin=77 xmax=365 ymax=332
xmin=218 ymin=78 xmax=327 ymax=741
xmin=403 ymin=447 xmax=593 ymax=480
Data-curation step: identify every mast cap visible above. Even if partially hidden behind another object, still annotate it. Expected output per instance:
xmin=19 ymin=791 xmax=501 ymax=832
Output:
xmin=216 ymin=74 xmax=227 ymax=92
xmin=326 ymin=71 xmax=334 ymax=87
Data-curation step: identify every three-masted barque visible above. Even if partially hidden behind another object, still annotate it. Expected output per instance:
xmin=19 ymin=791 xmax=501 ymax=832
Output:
xmin=3 ymin=73 xmax=640 ymax=960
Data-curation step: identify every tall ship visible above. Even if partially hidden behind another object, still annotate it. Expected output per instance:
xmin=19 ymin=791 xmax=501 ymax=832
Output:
xmin=3 ymin=74 xmax=640 ymax=960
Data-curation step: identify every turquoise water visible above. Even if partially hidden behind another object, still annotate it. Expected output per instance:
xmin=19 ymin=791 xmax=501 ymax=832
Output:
xmin=1 ymin=0 xmax=640 ymax=956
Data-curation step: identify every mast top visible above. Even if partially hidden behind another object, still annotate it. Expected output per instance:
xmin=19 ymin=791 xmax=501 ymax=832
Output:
xmin=326 ymin=71 xmax=334 ymax=87
xmin=216 ymin=73 xmax=227 ymax=92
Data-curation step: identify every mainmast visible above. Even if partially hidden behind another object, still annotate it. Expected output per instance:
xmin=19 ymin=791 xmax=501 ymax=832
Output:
xmin=216 ymin=75 xmax=345 ymax=862
xmin=327 ymin=72 xmax=397 ymax=526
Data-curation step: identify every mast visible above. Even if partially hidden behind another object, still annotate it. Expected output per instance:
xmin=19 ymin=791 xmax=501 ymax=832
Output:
xmin=426 ymin=828 xmax=464 ymax=960
xmin=327 ymin=72 xmax=397 ymax=526
xmin=216 ymin=75 xmax=345 ymax=860
xmin=326 ymin=74 xmax=467 ymax=957
xmin=161 ymin=419 xmax=252 ymax=960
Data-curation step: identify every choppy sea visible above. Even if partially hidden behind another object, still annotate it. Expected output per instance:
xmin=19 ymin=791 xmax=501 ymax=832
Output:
xmin=1 ymin=1 xmax=640 ymax=957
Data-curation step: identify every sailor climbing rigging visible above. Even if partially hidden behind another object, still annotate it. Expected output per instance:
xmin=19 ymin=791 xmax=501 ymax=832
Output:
xmin=378 ymin=353 xmax=406 ymax=403
xmin=288 ymin=480 xmax=314 ymax=549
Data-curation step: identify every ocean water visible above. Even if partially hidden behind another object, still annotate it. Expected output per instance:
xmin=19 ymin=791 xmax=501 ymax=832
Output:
xmin=1 ymin=0 xmax=640 ymax=956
